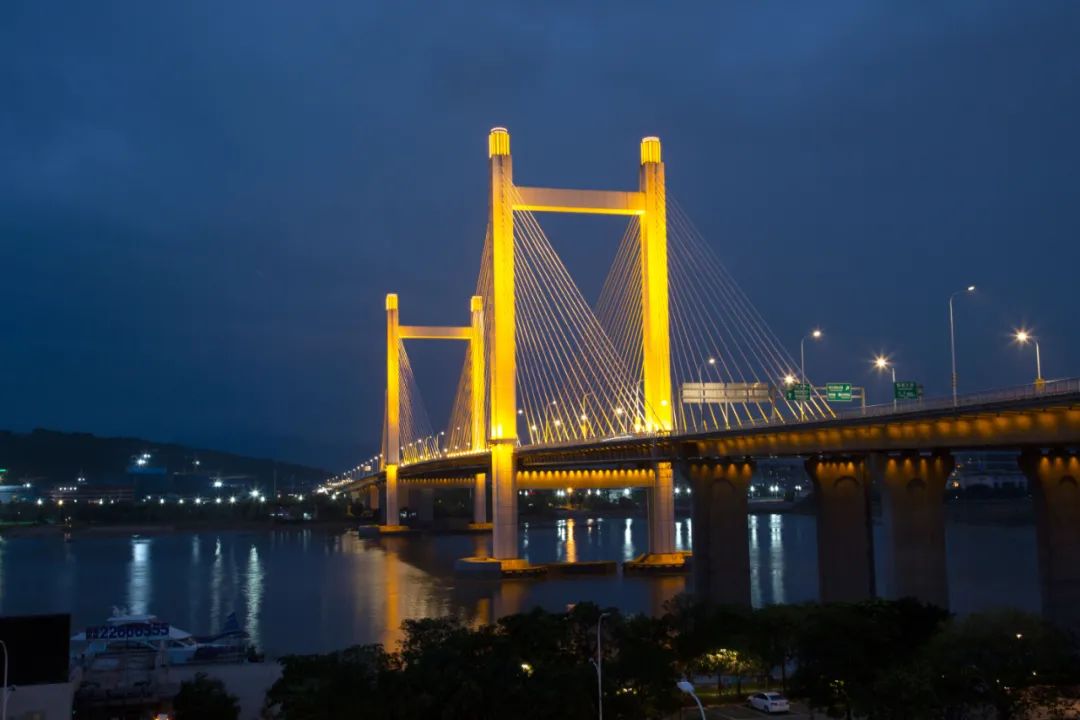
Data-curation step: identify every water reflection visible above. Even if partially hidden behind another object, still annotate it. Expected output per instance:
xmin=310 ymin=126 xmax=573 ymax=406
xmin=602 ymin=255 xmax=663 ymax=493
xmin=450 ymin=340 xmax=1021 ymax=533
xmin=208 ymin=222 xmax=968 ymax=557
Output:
xmin=127 ymin=539 xmax=151 ymax=614
xmin=210 ymin=537 xmax=223 ymax=633
xmin=0 ymin=516 xmax=1042 ymax=658
xmin=245 ymin=544 xmax=263 ymax=650
xmin=565 ymin=519 xmax=577 ymax=563
xmin=770 ymin=514 xmax=785 ymax=603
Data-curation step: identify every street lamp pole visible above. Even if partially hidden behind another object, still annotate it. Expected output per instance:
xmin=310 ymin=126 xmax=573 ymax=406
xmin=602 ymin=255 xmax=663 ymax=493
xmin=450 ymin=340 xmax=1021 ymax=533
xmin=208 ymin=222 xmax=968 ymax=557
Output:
xmin=1014 ymin=330 xmax=1044 ymax=386
xmin=676 ymin=680 xmax=707 ymax=720
xmin=695 ymin=357 xmax=716 ymax=429
xmin=594 ymin=612 xmax=611 ymax=720
xmin=948 ymin=285 xmax=976 ymax=406
xmin=873 ymin=356 xmax=897 ymax=410
xmin=1 ymin=639 xmax=9 ymax=720
xmin=799 ymin=330 xmax=822 ymax=420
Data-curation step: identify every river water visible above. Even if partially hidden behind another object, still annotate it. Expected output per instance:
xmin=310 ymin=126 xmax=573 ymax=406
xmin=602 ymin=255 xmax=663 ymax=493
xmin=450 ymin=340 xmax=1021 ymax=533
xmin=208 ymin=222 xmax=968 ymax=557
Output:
xmin=0 ymin=515 xmax=1039 ymax=657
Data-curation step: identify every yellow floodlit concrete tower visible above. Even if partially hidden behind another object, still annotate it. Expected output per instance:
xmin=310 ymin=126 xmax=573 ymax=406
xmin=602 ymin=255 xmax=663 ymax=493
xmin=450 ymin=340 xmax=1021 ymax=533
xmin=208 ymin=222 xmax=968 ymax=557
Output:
xmin=382 ymin=293 xmax=404 ymax=531
xmin=470 ymin=295 xmax=491 ymax=529
xmin=474 ymin=128 xmax=678 ymax=570
xmin=487 ymin=127 xmax=519 ymax=561
xmin=639 ymin=136 xmax=673 ymax=433
xmin=383 ymin=293 xmax=488 ymax=532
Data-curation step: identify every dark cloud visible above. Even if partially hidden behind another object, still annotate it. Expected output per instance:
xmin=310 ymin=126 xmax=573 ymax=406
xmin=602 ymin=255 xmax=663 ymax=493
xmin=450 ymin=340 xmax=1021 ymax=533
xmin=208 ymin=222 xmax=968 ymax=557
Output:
xmin=2 ymin=1 xmax=1078 ymax=467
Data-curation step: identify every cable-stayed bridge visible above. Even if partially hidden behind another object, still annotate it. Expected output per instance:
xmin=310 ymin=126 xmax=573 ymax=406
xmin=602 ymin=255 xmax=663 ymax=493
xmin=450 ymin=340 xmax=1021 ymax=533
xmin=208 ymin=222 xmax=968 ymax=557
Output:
xmin=344 ymin=128 xmax=1080 ymax=633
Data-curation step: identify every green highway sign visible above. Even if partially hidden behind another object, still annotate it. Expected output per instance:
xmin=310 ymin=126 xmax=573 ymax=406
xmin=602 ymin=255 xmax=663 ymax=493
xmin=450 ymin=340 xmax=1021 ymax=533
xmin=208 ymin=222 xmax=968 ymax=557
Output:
xmin=825 ymin=382 xmax=853 ymax=402
xmin=784 ymin=383 xmax=812 ymax=401
xmin=894 ymin=381 xmax=922 ymax=400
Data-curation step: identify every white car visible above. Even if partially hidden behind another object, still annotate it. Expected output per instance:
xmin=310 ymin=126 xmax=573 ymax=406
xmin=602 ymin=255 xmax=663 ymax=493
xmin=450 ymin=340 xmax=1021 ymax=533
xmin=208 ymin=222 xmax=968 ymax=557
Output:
xmin=749 ymin=691 xmax=791 ymax=714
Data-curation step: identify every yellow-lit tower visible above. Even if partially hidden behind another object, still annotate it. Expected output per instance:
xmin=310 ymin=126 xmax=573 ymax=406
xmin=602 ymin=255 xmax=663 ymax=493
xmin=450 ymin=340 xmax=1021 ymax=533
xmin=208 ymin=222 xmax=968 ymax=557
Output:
xmin=638 ymin=137 xmax=673 ymax=432
xmin=481 ymin=128 xmax=676 ymax=564
xmin=470 ymin=295 xmax=489 ymax=527
xmin=487 ymin=127 xmax=518 ymax=560
xmin=383 ymin=293 xmax=402 ymax=529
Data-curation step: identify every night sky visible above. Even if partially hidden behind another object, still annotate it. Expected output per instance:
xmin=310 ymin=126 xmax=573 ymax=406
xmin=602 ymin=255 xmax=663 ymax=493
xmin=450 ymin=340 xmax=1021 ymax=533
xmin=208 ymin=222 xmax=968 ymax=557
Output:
xmin=3 ymin=2 xmax=1079 ymax=469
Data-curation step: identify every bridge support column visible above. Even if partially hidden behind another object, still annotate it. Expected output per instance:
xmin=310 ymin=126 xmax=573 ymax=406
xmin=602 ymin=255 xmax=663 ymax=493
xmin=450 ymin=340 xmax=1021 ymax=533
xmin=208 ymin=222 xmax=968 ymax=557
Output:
xmin=625 ymin=461 xmax=684 ymax=571
xmin=469 ymin=473 xmax=491 ymax=529
xmin=380 ymin=465 xmax=406 ymax=532
xmin=873 ymin=452 xmax=952 ymax=608
xmin=1020 ymin=449 xmax=1080 ymax=634
xmin=690 ymin=460 xmax=754 ymax=607
xmin=490 ymin=442 xmax=518 ymax=560
xmin=366 ymin=485 xmax=380 ymax=512
xmin=648 ymin=462 xmax=676 ymax=555
xmin=806 ymin=457 xmax=875 ymax=602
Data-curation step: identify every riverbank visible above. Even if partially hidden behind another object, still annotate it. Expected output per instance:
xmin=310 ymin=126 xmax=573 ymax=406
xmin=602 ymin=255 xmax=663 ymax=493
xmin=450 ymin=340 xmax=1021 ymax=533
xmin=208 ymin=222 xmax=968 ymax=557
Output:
xmin=0 ymin=517 xmax=358 ymax=538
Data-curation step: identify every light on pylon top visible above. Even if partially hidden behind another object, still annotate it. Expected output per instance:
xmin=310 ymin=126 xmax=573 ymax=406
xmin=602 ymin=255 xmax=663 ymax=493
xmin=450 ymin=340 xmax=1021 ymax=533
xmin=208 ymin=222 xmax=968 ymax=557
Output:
xmin=640 ymin=136 xmax=661 ymax=165
xmin=489 ymin=127 xmax=510 ymax=157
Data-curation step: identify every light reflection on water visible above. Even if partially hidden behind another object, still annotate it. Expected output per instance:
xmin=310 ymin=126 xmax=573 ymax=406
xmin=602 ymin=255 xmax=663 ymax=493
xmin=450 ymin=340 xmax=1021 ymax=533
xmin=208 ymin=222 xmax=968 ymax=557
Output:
xmin=127 ymin=539 xmax=151 ymax=614
xmin=0 ymin=515 xmax=1040 ymax=657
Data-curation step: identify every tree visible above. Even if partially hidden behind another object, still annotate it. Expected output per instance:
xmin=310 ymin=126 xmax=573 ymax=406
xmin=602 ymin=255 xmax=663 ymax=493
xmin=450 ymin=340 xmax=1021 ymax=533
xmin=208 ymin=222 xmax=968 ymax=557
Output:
xmin=663 ymin=594 xmax=751 ymax=679
xmin=747 ymin=604 xmax=806 ymax=691
xmin=929 ymin=610 xmax=1080 ymax=720
xmin=605 ymin=614 xmax=680 ymax=719
xmin=264 ymin=644 xmax=392 ymax=719
xmin=790 ymin=599 xmax=948 ymax=718
xmin=174 ymin=672 xmax=239 ymax=720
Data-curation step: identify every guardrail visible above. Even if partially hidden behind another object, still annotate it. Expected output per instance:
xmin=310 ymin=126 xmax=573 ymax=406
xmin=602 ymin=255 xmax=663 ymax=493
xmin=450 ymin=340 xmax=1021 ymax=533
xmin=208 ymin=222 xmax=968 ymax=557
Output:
xmin=834 ymin=376 xmax=1080 ymax=420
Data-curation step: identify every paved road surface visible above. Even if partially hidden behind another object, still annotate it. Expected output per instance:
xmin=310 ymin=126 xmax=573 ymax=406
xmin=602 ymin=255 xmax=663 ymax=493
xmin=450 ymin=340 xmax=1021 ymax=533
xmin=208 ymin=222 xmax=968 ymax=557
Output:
xmin=677 ymin=703 xmax=815 ymax=719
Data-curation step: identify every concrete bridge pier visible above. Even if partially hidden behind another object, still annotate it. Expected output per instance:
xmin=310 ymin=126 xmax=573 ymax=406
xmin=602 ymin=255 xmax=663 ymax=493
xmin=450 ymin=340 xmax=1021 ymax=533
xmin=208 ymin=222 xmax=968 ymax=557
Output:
xmin=469 ymin=473 xmax=492 ymax=530
xmin=806 ymin=456 xmax=875 ymax=602
xmin=382 ymin=466 xmax=402 ymax=529
xmin=366 ymin=485 xmax=380 ymax=514
xmin=647 ymin=462 xmax=676 ymax=555
xmin=1020 ymin=449 xmax=1080 ymax=634
xmin=625 ymin=461 xmax=685 ymax=570
xmin=873 ymin=452 xmax=952 ymax=608
xmin=690 ymin=460 xmax=754 ymax=607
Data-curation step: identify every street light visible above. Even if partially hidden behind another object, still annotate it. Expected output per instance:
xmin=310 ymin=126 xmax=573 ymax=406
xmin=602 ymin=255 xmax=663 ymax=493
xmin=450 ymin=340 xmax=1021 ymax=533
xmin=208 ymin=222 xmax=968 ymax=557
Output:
xmin=1014 ymin=329 xmax=1044 ymax=385
xmin=676 ymin=679 xmax=706 ymax=719
xmin=695 ymin=357 xmax=717 ymax=429
xmin=799 ymin=330 xmax=822 ymax=419
xmin=800 ymin=330 xmax=822 ymax=383
xmin=873 ymin=355 xmax=897 ymax=410
xmin=592 ymin=612 xmax=612 ymax=720
xmin=948 ymin=285 xmax=976 ymax=405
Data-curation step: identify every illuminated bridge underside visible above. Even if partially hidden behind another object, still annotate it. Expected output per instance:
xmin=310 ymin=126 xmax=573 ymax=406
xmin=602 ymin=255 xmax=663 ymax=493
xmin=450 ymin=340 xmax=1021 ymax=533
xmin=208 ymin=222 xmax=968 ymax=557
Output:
xmin=382 ymin=395 xmax=1080 ymax=480
xmin=395 ymin=469 xmax=656 ymax=491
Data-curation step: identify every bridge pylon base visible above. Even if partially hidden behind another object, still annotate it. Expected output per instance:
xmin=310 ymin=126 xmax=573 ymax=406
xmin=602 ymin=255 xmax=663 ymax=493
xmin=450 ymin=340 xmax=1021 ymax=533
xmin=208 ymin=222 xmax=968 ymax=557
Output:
xmin=377 ymin=524 xmax=412 ymax=535
xmin=624 ymin=552 xmax=688 ymax=574
xmin=466 ymin=522 xmax=494 ymax=532
xmin=455 ymin=556 xmax=545 ymax=578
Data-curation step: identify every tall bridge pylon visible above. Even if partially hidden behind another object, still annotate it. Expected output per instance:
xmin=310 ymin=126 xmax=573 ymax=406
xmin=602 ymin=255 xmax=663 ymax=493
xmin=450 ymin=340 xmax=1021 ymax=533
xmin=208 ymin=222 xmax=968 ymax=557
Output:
xmin=382 ymin=293 xmax=486 ymax=529
xmin=486 ymin=127 xmax=677 ymax=563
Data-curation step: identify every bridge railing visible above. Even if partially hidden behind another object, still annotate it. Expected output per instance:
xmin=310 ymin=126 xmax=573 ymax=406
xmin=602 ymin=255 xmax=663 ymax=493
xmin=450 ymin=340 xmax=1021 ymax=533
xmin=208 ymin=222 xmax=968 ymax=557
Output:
xmin=835 ymin=376 xmax=1080 ymax=421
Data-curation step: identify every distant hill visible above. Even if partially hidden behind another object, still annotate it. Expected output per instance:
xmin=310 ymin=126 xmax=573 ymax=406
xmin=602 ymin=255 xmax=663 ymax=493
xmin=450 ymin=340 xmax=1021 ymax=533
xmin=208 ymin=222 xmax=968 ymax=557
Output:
xmin=0 ymin=428 xmax=330 ymax=489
